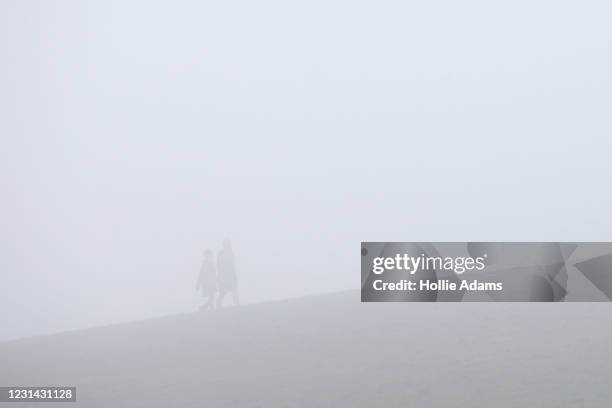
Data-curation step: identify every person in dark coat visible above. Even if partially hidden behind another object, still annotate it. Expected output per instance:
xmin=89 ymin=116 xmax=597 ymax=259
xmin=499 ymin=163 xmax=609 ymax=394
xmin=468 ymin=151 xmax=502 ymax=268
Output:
xmin=196 ymin=249 xmax=217 ymax=311
xmin=216 ymin=239 xmax=239 ymax=307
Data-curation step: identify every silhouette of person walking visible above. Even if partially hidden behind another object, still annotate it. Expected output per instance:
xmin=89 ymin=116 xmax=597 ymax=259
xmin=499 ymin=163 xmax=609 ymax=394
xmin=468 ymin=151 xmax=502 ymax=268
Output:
xmin=196 ymin=249 xmax=217 ymax=311
xmin=216 ymin=239 xmax=239 ymax=307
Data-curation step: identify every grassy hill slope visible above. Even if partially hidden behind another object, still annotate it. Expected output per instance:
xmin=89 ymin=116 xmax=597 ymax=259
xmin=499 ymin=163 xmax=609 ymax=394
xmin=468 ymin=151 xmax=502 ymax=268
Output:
xmin=1 ymin=291 xmax=611 ymax=407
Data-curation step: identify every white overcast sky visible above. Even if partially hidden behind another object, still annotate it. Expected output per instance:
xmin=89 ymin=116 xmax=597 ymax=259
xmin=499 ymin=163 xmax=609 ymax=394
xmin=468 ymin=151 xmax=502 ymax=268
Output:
xmin=1 ymin=0 xmax=611 ymax=341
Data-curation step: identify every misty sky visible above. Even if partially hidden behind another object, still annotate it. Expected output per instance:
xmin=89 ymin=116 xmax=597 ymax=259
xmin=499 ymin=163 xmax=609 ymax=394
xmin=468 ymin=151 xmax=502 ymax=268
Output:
xmin=1 ymin=0 xmax=611 ymax=341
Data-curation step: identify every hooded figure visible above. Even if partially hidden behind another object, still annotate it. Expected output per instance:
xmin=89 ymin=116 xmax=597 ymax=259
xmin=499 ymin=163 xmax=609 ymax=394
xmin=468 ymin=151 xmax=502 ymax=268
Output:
xmin=196 ymin=249 xmax=217 ymax=311
xmin=216 ymin=239 xmax=239 ymax=307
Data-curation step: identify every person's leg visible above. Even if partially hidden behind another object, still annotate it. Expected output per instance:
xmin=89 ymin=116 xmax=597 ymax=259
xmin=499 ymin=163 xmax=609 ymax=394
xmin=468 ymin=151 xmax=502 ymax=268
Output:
xmin=204 ymin=293 xmax=215 ymax=310
xmin=216 ymin=290 xmax=226 ymax=308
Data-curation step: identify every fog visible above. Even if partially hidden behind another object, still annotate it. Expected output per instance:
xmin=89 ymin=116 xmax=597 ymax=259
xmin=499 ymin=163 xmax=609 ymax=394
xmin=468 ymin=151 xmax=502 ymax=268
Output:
xmin=2 ymin=0 xmax=611 ymax=341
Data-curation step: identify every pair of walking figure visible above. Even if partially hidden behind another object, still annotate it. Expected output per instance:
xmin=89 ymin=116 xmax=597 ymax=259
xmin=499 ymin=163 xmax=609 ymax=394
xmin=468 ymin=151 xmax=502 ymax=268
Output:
xmin=196 ymin=239 xmax=238 ymax=311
